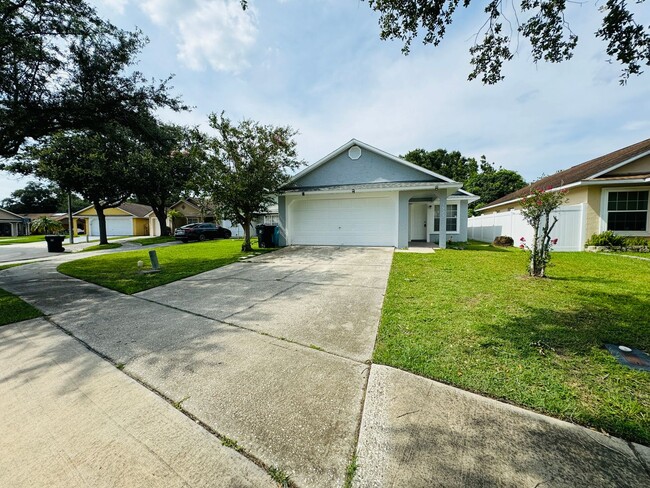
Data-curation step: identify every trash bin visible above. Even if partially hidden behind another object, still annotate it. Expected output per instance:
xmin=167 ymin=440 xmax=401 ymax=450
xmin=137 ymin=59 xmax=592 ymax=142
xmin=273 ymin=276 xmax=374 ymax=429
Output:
xmin=45 ymin=235 xmax=65 ymax=253
xmin=272 ymin=225 xmax=280 ymax=247
xmin=256 ymin=225 xmax=277 ymax=248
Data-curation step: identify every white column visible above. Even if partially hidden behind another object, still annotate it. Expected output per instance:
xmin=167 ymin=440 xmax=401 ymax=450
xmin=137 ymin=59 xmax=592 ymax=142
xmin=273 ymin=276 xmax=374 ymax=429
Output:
xmin=438 ymin=193 xmax=447 ymax=249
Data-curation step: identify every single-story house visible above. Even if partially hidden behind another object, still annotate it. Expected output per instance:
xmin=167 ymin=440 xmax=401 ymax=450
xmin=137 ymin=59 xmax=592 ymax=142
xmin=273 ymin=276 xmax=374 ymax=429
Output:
xmin=277 ymin=139 xmax=478 ymax=248
xmin=156 ymin=198 xmax=275 ymax=238
xmin=73 ymin=202 xmax=154 ymax=236
xmin=0 ymin=208 xmax=29 ymax=237
xmin=477 ymin=138 xmax=650 ymax=241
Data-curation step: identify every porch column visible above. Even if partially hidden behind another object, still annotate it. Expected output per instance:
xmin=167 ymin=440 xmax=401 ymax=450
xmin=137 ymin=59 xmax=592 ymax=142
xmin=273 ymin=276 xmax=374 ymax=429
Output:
xmin=438 ymin=193 xmax=447 ymax=249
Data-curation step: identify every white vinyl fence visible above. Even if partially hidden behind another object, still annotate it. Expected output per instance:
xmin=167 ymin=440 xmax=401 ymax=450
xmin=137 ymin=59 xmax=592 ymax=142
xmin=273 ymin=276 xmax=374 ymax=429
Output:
xmin=468 ymin=204 xmax=586 ymax=252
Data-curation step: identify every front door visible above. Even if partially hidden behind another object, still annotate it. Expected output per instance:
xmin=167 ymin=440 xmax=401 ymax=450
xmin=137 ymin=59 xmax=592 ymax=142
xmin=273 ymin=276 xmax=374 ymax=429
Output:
xmin=409 ymin=203 xmax=427 ymax=241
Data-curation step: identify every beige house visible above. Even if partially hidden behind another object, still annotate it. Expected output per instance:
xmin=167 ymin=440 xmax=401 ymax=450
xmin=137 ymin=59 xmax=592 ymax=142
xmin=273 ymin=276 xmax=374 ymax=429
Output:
xmin=153 ymin=198 xmax=277 ymax=237
xmin=0 ymin=208 xmax=29 ymax=237
xmin=479 ymin=138 xmax=650 ymax=241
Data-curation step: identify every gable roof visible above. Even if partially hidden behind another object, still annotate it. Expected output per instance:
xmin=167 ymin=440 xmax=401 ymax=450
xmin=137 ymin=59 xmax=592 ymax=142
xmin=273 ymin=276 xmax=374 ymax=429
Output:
xmin=73 ymin=202 xmax=153 ymax=218
xmin=0 ymin=208 xmax=25 ymax=221
xmin=482 ymin=137 xmax=650 ymax=210
xmin=283 ymin=138 xmax=459 ymax=189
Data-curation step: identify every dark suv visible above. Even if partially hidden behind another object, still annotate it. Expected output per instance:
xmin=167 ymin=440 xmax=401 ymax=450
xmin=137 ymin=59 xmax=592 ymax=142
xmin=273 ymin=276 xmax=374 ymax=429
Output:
xmin=174 ymin=223 xmax=232 ymax=242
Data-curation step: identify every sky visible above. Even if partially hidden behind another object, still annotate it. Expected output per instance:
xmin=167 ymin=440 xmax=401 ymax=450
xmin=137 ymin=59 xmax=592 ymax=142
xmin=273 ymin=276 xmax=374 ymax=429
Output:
xmin=2 ymin=0 xmax=649 ymax=200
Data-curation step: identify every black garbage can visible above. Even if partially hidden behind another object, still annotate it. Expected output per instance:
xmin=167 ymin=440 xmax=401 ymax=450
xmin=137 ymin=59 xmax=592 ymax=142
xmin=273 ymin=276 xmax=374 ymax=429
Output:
xmin=256 ymin=225 xmax=277 ymax=248
xmin=45 ymin=235 xmax=65 ymax=252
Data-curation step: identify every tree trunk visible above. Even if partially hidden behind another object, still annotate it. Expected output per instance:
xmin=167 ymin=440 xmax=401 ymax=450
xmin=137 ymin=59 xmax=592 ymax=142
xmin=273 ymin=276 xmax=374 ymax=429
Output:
xmin=95 ymin=203 xmax=108 ymax=245
xmin=242 ymin=214 xmax=253 ymax=252
xmin=153 ymin=206 xmax=169 ymax=236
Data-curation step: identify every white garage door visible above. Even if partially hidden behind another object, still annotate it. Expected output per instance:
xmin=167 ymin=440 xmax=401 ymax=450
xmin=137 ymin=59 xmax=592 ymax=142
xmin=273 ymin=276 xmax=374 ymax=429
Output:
xmin=289 ymin=195 xmax=396 ymax=246
xmin=90 ymin=217 xmax=133 ymax=236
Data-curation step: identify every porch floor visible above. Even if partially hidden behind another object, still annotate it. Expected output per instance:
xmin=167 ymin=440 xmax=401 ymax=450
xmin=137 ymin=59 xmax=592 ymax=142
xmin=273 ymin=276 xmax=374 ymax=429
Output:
xmin=396 ymin=241 xmax=439 ymax=253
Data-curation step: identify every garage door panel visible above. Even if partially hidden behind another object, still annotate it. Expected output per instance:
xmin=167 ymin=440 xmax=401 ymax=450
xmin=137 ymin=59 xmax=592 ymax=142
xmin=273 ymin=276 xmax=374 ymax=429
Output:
xmin=290 ymin=196 xmax=396 ymax=246
xmin=90 ymin=217 xmax=133 ymax=236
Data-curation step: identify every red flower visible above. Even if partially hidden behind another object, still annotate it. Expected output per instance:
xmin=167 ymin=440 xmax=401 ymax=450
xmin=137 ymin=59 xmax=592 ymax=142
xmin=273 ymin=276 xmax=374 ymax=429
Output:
xmin=519 ymin=244 xmax=525 ymax=249
xmin=551 ymin=238 xmax=558 ymax=245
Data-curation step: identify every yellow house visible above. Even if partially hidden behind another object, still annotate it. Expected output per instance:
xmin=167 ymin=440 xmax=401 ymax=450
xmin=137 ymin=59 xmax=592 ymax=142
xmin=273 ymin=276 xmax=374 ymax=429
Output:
xmin=73 ymin=202 xmax=154 ymax=237
xmin=477 ymin=138 xmax=650 ymax=244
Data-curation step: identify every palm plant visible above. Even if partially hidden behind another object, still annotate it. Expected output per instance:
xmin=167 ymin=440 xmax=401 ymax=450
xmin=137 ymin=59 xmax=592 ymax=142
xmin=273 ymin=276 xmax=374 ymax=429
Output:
xmin=31 ymin=216 xmax=64 ymax=235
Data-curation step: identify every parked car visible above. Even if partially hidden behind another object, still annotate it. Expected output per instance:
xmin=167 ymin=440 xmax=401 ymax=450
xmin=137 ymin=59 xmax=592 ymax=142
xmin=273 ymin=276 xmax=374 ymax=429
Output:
xmin=174 ymin=223 xmax=232 ymax=242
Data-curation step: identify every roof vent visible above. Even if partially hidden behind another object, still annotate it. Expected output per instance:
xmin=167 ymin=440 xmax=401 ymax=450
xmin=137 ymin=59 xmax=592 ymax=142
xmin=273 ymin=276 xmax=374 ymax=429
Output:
xmin=348 ymin=145 xmax=362 ymax=160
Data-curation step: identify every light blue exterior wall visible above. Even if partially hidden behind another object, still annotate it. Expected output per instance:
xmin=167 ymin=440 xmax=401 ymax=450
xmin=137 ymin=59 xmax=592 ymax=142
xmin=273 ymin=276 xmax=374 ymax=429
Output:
xmin=277 ymin=195 xmax=287 ymax=246
xmin=429 ymin=199 xmax=469 ymax=243
xmin=287 ymin=149 xmax=442 ymax=188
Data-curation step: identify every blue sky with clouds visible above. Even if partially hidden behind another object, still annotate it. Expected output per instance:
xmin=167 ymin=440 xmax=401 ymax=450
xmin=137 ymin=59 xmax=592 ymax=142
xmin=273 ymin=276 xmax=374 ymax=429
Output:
xmin=2 ymin=0 xmax=649 ymax=200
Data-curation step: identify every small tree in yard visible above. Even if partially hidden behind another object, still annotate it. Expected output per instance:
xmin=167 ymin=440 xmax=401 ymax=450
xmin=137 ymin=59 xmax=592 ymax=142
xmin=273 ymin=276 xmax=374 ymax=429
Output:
xmin=31 ymin=216 xmax=64 ymax=235
xmin=202 ymin=113 xmax=303 ymax=252
xmin=520 ymin=188 xmax=567 ymax=277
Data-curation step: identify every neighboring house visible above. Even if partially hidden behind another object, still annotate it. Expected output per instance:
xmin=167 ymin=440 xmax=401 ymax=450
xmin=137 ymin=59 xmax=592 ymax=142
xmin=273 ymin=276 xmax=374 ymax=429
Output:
xmin=73 ymin=202 xmax=154 ymax=237
xmin=23 ymin=212 xmax=77 ymax=234
xmin=474 ymin=138 xmax=650 ymax=247
xmin=0 ymin=208 xmax=29 ymax=237
xmin=277 ymin=139 xmax=478 ymax=248
xmin=157 ymin=198 xmax=269 ymax=238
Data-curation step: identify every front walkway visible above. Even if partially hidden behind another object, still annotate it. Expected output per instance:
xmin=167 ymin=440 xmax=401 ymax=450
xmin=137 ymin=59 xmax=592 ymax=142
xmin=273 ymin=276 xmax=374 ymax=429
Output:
xmin=0 ymin=248 xmax=648 ymax=487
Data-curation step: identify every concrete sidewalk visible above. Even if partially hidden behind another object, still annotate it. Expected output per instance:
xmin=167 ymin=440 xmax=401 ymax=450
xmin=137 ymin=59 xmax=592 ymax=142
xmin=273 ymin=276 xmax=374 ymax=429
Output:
xmin=0 ymin=318 xmax=274 ymax=488
xmin=355 ymin=365 xmax=650 ymax=488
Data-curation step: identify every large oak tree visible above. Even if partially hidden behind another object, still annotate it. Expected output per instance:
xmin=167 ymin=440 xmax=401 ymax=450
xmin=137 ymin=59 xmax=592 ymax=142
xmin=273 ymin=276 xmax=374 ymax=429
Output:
xmin=0 ymin=0 xmax=184 ymax=158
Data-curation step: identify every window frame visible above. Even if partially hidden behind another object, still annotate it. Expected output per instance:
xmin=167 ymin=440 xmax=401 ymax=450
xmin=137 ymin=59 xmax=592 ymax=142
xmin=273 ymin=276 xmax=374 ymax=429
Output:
xmin=432 ymin=203 xmax=460 ymax=234
xmin=600 ymin=187 xmax=650 ymax=236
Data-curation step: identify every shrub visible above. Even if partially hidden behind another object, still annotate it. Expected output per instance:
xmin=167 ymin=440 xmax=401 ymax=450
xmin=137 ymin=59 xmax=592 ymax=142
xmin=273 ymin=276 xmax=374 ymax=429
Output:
xmin=585 ymin=231 xmax=625 ymax=247
xmin=492 ymin=236 xmax=514 ymax=247
xmin=624 ymin=236 xmax=649 ymax=248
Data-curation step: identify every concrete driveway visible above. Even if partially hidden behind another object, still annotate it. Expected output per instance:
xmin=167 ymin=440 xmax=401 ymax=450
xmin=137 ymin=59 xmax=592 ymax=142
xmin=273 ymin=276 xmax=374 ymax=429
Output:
xmin=0 ymin=246 xmax=393 ymax=488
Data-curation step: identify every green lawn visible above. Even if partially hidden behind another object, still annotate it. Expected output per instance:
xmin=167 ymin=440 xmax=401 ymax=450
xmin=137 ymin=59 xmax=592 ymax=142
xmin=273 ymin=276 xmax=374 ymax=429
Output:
xmin=58 ymin=238 xmax=269 ymax=294
xmin=81 ymin=243 xmax=123 ymax=252
xmin=375 ymin=243 xmax=650 ymax=445
xmin=0 ymin=235 xmax=46 ymax=245
xmin=128 ymin=236 xmax=177 ymax=246
xmin=0 ymin=263 xmax=26 ymax=271
xmin=0 ymin=287 xmax=42 ymax=326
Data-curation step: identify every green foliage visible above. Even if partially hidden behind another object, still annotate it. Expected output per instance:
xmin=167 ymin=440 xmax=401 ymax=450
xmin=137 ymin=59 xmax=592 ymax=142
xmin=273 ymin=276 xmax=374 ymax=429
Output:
xmin=465 ymin=169 xmax=527 ymax=214
xmin=0 ymin=287 xmax=43 ymax=326
xmin=0 ymin=181 xmax=89 ymax=214
xmin=30 ymin=216 xmax=64 ymax=235
xmin=1 ymin=182 xmax=59 ymax=213
xmin=375 ymin=249 xmax=650 ymax=444
xmin=402 ymin=148 xmax=479 ymax=183
xmin=586 ymin=230 xmax=626 ymax=247
xmin=129 ymin=123 xmax=203 ymax=236
xmin=0 ymin=0 xmax=185 ymax=157
xmin=267 ymin=466 xmax=290 ymax=487
xmin=201 ymin=112 xmax=304 ymax=251
xmin=520 ymin=188 xmax=567 ymax=277
xmin=402 ymin=149 xmax=527 ymax=212
xmin=586 ymin=232 xmax=649 ymax=249
xmin=624 ymin=236 xmax=649 ymax=248
xmin=363 ymin=0 xmax=649 ymax=84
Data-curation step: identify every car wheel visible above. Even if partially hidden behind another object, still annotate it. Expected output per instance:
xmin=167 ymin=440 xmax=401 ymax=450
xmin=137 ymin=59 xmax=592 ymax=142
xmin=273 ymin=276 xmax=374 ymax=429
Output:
xmin=181 ymin=239 xmax=188 ymax=243
xmin=224 ymin=230 xmax=232 ymax=239
xmin=198 ymin=234 xmax=207 ymax=242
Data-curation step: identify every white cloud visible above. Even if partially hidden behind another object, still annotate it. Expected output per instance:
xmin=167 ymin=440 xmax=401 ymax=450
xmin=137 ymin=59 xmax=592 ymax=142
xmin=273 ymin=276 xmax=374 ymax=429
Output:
xmin=96 ymin=0 xmax=129 ymax=15
xmin=140 ymin=0 xmax=257 ymax=73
